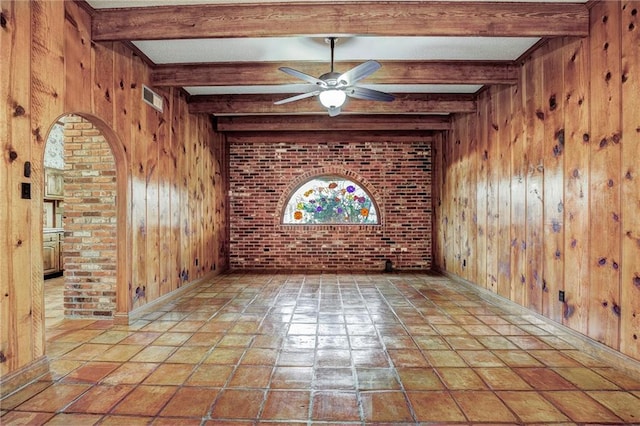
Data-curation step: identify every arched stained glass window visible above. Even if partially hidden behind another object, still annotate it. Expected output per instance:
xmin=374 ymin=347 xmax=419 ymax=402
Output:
xmin=283 ymin=175 xmax=378 ymax=224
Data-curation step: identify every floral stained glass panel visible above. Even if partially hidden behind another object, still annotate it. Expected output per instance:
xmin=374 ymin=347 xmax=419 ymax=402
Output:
xmin=283 ymin=176 xmax=378 ymax=224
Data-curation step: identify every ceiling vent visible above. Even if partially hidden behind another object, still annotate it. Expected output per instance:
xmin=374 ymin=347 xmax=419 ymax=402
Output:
xmin=142 ymin=85 xmax=163 ymax=113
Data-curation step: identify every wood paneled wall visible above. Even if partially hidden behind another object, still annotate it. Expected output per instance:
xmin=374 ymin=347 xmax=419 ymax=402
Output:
xmin=433 ymin=1 xmax=640 ymax=361
xmin=1 ymin=0 xmax=227 ymax=385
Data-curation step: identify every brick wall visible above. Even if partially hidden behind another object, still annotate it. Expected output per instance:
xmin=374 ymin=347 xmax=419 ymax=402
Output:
xmin=62 ymin=115 xmax=117 ymax=317
xmin=229 ymin=139 xmax=432 ymax=271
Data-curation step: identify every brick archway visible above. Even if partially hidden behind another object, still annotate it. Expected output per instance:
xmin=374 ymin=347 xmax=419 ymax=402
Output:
xmin=41 ymin=113 xmax=129 ymax=321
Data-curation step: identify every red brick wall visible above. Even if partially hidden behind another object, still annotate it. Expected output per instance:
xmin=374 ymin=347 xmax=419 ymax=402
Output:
xmin=62 ymin=116 xmax=117 ymax=317
xmin=229 ymin=139 xmax=433 ymax=271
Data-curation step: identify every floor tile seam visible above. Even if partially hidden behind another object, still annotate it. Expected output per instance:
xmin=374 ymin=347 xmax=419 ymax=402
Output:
xmin=16 ymin=380 xmax=110 ymax=418
xmin=56 ymin=382 xmax=136 ymax=418
xmin=547 ymin=366 xmax=622 ymax=391
xmin=538 ymin=389 xmax=626 ymax=423
xmin=432 ymin=363 xmax=495 ymax=393
xmin=374 ymin=278 xmax=467 ymax=359
xmin=98 ymin=379 xmax=184 ymax=417
xmin=440 ymin=273 xmax=632 ymax=373
xmin=253 ymin=280 xmax=316 ymax=406
xmin=352 ymin=277 xmax=415 ymax=423
xmin=387 ymin=322 xmax=462 ymax=362
xmin=201 ymin=370 xmax=265 ymax=421
xmin=482 ymin=391 xmax=574 ymax=424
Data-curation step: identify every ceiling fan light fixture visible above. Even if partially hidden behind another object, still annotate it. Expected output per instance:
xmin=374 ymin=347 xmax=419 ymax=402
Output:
xmin=319 ymin=89 xmax=347 ymax=109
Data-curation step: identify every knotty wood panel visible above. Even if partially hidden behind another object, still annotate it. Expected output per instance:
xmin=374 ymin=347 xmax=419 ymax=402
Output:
xmin=475 ymin=92 xmax=489 ymax=290
xmin=441 ymin=127 xmax=453 ymax=272
xmin=144 ymin=83 xmax=161 ymax=303
xmin=92 ymin=41 xmax=115 ymax=125
xmin=168 ymin=90 xmax=184 ymax=291
xmin=563 ymin=36 xmax=591 ymax=335
xmin=130 ymin=54 xmax=149 ymax=309
xmin=111 ymin=41 xmax=134 ymax=319
xmin=1 ymin=0 xmax=228 ymax=388
xmin=542 ymin=39 xmax=565 ymax=322
xmin=485 ymin=90 xmax=499 ymax=293
xmin=434 ymin=1 xmax=639 ymax=362
xmin=523 ymin=48 xmax=545 ymax=313
xmin=496 ymin=87 xmax=512 ymax=298
xmin=588 ymin=1 xmax=622 ymax=348
xmin=1 ymin=0 xmax=34 ymax=377
xmin=509 ymin=83 xmax=526 ymax=306
xmin=212 ymin=130 xmax=228 ymax=273
xmin=157 ymin=86 xmax=172 ymax=297
xmin=445 ymin=118 xmax=462 ymax=271
xmin=455 ymin=117 xmax=465 ymax=278
xmin=173 ymin=90 xmax=186 ymax=289
xmin=620 ymin=0 xmax=640 ymax=360
xmin=465 ymin=113 xmax=479 ymax=282
xmin=432 ymin=133 xmax=445 ymax=270
xmin=63 ymin=1 xmax=91 ymax=113
xmin=31 ymin=0 xmax=65 ymax=356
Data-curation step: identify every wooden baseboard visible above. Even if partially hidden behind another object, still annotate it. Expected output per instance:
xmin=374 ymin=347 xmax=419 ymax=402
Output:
xmin=125 ymin=271 xmax=219 ymax=324
xmin=0 ymin=356 xmax=50 ymax=397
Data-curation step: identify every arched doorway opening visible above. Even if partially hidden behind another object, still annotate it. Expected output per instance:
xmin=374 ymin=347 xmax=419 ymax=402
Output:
xmin=42 ymin=113 xmax=125 ymax=326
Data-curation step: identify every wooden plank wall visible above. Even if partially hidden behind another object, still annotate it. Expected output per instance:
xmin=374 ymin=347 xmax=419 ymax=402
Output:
xmin=0 ymin=0 xmax=227 ymax=381
xmin=620 ymin=0 xmax=640 ymax=361
xmin=433 ymin=1 xmax=640 ymax=361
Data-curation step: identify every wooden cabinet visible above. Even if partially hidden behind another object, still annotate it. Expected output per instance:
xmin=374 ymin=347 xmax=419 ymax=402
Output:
xmin=44 ymin=167 xmax=64 ymax=199
xmin=44 ymin=168 xmax=64 ymax=276
xmin=43 ymin=231 xmax=63 ymax=276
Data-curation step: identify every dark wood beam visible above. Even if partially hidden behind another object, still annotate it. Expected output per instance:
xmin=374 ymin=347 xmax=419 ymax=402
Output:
xmin=215 ymin=115 xmax=451 ymax=132
xmin=152 ymin=61 xmax=519 ymax=87
xmin=188 ymin=94 xmax=476 ymax=115
xmin=92 ymin=2 xmax=589 ymax=41
xmin=225 ymin=131 xmax=436 ymax=144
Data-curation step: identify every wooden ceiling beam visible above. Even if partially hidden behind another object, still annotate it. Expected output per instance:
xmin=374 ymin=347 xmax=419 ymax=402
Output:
xmin=215 ymin=114 xmax=451 ymax=132
xmin=152 ymin=61 xmax=519 ymax=87
xmin=92 ymin=2 xmax=589 ymax=41
xmin=225 ymin=131 xmax=436 ymax=144
xmin=188 ymin=93 xmax=476 ymax=115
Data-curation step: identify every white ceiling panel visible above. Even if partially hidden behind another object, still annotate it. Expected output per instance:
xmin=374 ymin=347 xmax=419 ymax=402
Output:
xmin=133 ymin=36 xmax=540 ymax=64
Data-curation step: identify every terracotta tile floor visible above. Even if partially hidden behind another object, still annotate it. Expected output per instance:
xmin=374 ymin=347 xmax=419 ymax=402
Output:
xmin=3 ymin=272 xmax=640 ymax=424
xmin=44 ymin=275 xmax=65 ymax=329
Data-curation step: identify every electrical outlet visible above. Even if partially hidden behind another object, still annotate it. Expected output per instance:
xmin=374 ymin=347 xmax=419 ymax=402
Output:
xmin=558 ymin=290 xmax=565 ymax=302
xmin=21 ymin=182 xmax=31 ymax=199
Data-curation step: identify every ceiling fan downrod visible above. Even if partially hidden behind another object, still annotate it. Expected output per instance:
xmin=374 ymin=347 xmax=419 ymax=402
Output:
xmin=328 ymin=37 xmax=336 ymax=73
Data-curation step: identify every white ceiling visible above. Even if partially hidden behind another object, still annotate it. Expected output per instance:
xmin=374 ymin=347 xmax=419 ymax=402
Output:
xmin=84 ymin=0 xmax=589 ymax=110
xmin=133 ymin=36 xmax=538 ymax=95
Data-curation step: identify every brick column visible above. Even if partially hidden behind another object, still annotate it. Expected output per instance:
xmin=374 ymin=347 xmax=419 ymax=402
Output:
xmin=62 ymin=115 xmax=117 ymax=317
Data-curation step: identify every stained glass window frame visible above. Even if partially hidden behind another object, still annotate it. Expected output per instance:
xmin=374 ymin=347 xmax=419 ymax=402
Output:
xmin=282 ymin=174 xmax=380 ymax=225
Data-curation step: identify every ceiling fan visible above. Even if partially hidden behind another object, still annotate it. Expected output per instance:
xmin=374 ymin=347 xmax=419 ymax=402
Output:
xmin=274 ymin=37 xmax=395 ymax=116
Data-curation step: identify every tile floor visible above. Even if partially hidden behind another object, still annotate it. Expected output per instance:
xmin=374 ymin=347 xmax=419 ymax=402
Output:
xmin=44 ymin=275 xmax=65 ymax=329
xmin=2 ymin=272 xmax=640 ymax=425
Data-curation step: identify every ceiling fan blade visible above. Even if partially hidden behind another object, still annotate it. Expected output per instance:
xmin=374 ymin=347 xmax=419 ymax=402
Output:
xmin=274 ymin=90 xmax=320 ymax=105
xmin=337 ymin=60 xmax=381 ymax=86
xmin=346 ymin=86 xmax=395 ymax=102
xmin=278 ymin=67 xmax=327 ymax=87
xmin=328 ymin=106 xmax=342 ymax=117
